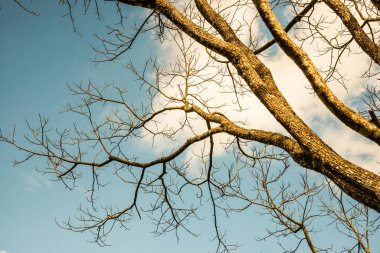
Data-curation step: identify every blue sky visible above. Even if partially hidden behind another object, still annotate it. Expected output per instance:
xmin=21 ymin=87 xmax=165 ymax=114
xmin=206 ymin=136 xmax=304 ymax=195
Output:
xmin=0 ymin=2 xmax=237 ymax=252
xmin=1 ymin=1 xmax=380 ymax=253
xmin=0 ymin=2 xmax=182 ymax=253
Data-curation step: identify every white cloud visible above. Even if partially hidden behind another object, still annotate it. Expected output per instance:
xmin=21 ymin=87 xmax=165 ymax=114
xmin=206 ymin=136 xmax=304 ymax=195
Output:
xmin=102 ymin=0 xmax=380 ymax=174
xmin=0 ymin=250 xmax=9 ymax=253
xmin=260 ymin=3 xmax=380 ymax=173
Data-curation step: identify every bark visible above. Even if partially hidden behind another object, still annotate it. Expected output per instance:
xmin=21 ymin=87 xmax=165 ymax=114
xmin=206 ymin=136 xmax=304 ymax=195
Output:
xmin=370 ymin=0 xmax=380 ymax=11
xmin=118 ymin=0 xmax=380 ymax=212
xmin=252 ymin=0 xmax=380 ymax=145
xmin=231 ymin=48 xmax=380 ymax=212
xmin=194 ymin=0 xmax=380 ymax=210
xmin=323 ymin=0 xmax=380 ymax=65
xmin=254 ymin=0 xmax=319 ymax=54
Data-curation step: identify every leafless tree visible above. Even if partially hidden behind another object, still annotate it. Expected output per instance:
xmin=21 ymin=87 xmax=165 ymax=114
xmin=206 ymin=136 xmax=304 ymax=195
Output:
xmin=2 ymin=0 xmax=380 ymax=252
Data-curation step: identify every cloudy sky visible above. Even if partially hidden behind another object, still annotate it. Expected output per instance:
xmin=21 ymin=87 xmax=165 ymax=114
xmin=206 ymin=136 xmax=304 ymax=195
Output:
xmin=1 ymin=1 xmax=379 ymax=253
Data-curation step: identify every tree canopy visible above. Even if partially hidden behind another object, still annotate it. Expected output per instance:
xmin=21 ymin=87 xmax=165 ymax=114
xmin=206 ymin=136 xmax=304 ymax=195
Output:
xmin=1 ymin=0 xmax=380 ymax=252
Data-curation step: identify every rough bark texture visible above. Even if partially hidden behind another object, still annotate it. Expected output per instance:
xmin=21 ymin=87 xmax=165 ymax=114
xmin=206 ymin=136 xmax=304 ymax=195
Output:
xmin=323 ymin=0 xmax=380 ymax=65
xmin=370 ymin=0 xmax=380 ymax=11
xmin=116 ymin=0 xmax=380 ymax=212
xmin=253 ymin=0 xmax=380 ymax=145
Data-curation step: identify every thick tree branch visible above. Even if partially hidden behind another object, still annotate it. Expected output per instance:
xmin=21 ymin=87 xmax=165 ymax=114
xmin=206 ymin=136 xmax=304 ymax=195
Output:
xmin=369 ymin=0 xmax=380 ymax=11
xmin=194 ymin=0 xmax=243 ymax=44
xmin=254 ymin=0 xmax=319 ymax=54
xmin=118 ymin=0 xmax=237 ymax=58
xmin=252 ymin=0 xmax=380 ymax=145
xmin=190 ymin=104 xmax=305 ymax=159
xmin=5 ymin=2 xmax=380 ymax=249
xmin=116 ymin=0 xmax=380 ymax=212
xmin=192 ymin=104 xmax=380 ymax=212
xmin=323 ymin=0 xmax=380 ymax=65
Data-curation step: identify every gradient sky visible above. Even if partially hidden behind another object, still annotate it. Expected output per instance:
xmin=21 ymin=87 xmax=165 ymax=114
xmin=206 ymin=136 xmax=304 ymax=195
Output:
xmin=1 ymin=1 xmax=379 ymax=253
xmin=0 ymin=2 xmax=189 ymax=253
xmin=0 ymin=2 xmax=235 ymax=252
